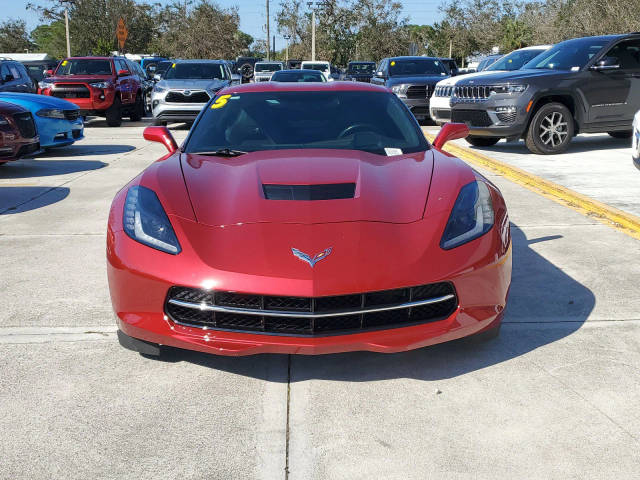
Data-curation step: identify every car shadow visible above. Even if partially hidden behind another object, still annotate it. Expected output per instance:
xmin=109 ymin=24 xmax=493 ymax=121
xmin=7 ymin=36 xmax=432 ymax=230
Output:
xmin=153 ymin=223 xmax=594 ymax=382
xmin=470 ymin=135 xmax=630 ymax=156
xmin=0 ymin=159 xmax=106 ymax=179
xmin=0 ymin=186 xmax=70 ymax=214
xmin=39 ymin=144 xmax=136 ymax=157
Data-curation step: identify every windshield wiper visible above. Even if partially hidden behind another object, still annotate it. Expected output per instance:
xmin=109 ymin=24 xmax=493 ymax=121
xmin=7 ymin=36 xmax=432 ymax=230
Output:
xmin=190 ymin=148 xmax=248 ymax=157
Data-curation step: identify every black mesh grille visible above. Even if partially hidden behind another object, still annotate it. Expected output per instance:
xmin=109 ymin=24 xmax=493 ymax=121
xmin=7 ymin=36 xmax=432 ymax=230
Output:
xmin=497 ymin=111 xmax=517 ymax=123
xmin=452 ymin=109 xmax=493 ymax=127
xmin=406 ymin=85 xmax=434 ymax=99
xmin=165 ymin=283 xmax=457 ymax=336
xmin=12 ymin=112 xmax=37 ymax=139
xmin=165 ymin=91 xmax=210 ymax=103
xmin=51 ymin=84 xmax=90 ymax=98
xmin=263 ymin=183 xmax=356 ymax=200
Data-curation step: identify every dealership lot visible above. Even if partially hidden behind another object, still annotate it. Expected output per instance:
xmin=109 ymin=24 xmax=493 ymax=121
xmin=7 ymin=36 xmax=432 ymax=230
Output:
xmin=1 ymin=123 xmax=640 ymax=478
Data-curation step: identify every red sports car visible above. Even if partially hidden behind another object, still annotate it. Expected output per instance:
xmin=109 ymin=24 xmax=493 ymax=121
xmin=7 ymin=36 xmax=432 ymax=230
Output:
xmin=107 ymin=82 xmax=511 ymax=357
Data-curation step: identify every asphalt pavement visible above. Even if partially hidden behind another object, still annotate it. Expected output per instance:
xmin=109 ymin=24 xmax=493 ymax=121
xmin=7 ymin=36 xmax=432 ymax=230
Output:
xmin=1 ymin=121 xmax=639 ymax=479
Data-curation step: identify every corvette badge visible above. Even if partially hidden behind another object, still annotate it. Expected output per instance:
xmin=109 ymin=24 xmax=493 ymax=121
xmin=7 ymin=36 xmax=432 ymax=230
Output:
xmin=291 ymin=247 xmax=332 ymax=267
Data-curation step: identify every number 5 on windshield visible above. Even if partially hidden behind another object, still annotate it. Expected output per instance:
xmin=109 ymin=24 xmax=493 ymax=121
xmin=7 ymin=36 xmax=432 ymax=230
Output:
xmin=211 ymin=94 xmax=232 ymax=109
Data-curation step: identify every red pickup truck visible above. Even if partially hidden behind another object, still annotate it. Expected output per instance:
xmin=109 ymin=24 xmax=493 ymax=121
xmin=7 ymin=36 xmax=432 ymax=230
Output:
xmin=39 ymin=56 xmax=144 ymax=127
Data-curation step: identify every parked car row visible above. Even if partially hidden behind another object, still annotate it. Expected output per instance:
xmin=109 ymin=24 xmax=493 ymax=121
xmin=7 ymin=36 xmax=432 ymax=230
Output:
xmin=430 ymin=33 xmax=640 ymax=154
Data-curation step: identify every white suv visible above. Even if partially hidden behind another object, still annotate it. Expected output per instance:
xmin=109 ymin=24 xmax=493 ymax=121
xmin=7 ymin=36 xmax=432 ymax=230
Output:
xmin=253 ymin=62 xmax=284 ymax=82
xmin=300 ymin=61 xmax=332 ymax=81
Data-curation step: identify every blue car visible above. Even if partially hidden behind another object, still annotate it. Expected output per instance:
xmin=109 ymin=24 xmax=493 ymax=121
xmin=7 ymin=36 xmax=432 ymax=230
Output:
xmin=0 ymin=92 xmax=84 ymax=149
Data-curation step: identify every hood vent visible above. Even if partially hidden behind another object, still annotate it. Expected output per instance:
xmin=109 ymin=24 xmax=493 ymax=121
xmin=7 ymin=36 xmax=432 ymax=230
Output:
xmin=263 ymin=183 xmax=356 ymax=200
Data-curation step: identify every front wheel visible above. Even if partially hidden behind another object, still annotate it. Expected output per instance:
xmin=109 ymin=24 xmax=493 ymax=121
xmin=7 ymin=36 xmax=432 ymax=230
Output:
xmin=608 ymin=130 xmax=632 ymax=139
xmin=129 ymin=94 xmax=144 ymax=122
xmin=525 ymin=102 xmax=574 ymax=154
xmin=465 ymin=136 xmax=500 ymax=147
xmin=105 ymin=97 xmax=122 ymax=127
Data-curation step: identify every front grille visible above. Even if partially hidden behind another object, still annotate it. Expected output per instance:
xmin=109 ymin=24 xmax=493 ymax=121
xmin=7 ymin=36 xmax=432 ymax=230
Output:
xmin=156 ymin=110 xmax=200 ymax=118
xmin=64 ymin=110 xmax=79 ymax=121
xmin=165 ymin=282 xmax=458 ymax=336
xmin=50 ymin=84 xmax=90 ymax=99
xmin=165 ymin=90 xmax=210 ymax=103
xmin=263 ymin=183 xmax=356 ymax=200
xmin=433 ymin=109 xmax=451 ymax=120
xmin=454 ymin=85 xmax=491 ymax=100
xmin=452 ymin=109 xmax=493 ymax=127
xmin=434 ymin=85 xmax=454 ymax=97
xmin=406 ymin=85 xmax=434 ymax=99
xmin=12 ymin=112 xmax=37 ymax=139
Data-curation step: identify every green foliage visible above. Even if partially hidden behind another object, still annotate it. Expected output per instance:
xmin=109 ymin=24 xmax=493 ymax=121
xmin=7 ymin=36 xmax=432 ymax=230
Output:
xmin=0 ymin=19 xmax=34 ymax=53
xmin=31 ymin=21 xmax=67 ymax=58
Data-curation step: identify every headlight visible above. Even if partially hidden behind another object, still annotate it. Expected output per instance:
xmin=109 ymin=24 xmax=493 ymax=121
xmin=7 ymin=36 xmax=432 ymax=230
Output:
xmin=123 ymin=186 xmax=181 ymax=255
xmin=153 ymin=85 xmax=166 ymax=94
xmin=440 ymin=181 xmax=494 ymax=250
xmin=489 ymin=84 xmax=528 ymax=95
xmin=391 ymin=84 xmax=408 ymax=95
xmin=36 ymin=108 xmax=66 ymax=119
xmin=89 ymin=81 xmax=111 ymax=89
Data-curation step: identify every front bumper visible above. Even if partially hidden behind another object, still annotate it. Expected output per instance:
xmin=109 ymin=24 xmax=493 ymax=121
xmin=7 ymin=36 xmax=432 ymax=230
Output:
xmin=0 ymin=128 xmax=40 ymax=162
xmin=398 ymin=97 xmax=431 ymax=120
xmin=41 ymin=84 xmax=116 ymax=113
xmin=632 ymin=126 xmax=640 ymax=171
xmin=429 ymin=95 xmax=451 ymax=124
xmin=449 ymin=95 xmax=531 ymax=138
xmin=35 ymin=117 xmax=84 ymax=148
xmin=108 ymin=206 xmax=512 ymax=356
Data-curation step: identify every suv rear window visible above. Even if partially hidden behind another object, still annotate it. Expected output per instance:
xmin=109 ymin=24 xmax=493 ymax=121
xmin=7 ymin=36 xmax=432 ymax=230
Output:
xmin=164 ymin=62 xmax=227 ymax=80
xmin=57 ymin=59 xmax=113 ymax=75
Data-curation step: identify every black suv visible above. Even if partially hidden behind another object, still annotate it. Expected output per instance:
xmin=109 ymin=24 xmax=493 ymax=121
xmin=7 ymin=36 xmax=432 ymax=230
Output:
xmin=371 ymin=56 xmax=449 ymax=123
xmin=0 ymin=59 xmax=37 ymax=93
xmin=450 ymin=34 xmax=640 ymax=154
xmin=344 ymin=61 xmax=376 ymax=82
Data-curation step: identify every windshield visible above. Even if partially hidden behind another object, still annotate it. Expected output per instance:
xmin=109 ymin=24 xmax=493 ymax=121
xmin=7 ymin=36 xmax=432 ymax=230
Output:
xmin=56 ymin=59 xmax=112 ymax=76
xmin=255 ymin=63 xmax=283 ymax=73
xmin=302 ymin=63 xmax=329 ymax=72
xmin=186 ymin=91 xmax=428 ymax=156
xmin=271 ymin=71 xmax=326 ymax=82
xmin=348 ymin=63 xmax=375 ymax=74
xmin=389 ymin=59 xmax=447 ymax=76
xmin=523 ymin=38 xmax=607 ymax=70
xmin=477 ymin=56 xmax=501 ymax=71
xmin=164 ymin=62 xmax=227 ymax=80
xmin=487 ymin=49 xmax=546 ymax=71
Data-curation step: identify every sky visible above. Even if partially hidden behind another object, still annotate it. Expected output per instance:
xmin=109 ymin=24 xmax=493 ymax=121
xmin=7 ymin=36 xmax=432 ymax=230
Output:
xmin=8 ymin=0 xmax=444 ymax=51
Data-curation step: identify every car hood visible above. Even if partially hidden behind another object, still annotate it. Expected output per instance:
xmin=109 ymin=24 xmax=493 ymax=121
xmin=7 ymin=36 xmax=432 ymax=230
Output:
xmin=435 ymin=70 xmax=508 ymax=87
xmin=180 ymin=149 xmax=434 ymax=226
xmin=0 ymin=92 xmax=79 ymax=110
xmin=387 ymin=75 xmax=449 ymax=86
xmin=157 ymin=78 xmax=228 ymax=90
xmin=455 ymin=69 xmax=572 ymax=85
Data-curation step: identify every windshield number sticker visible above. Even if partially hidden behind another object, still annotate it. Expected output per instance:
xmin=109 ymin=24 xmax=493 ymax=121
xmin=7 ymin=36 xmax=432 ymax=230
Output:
xmin=211 ymin=94 xmax=232 ymax=109
xmin=390 ymin=61 xmax=396 ymax=66
xmin=172 ymin=63 xmax=176 ymax=68
xmin=61 ymin=60 xmax=68 ymax=66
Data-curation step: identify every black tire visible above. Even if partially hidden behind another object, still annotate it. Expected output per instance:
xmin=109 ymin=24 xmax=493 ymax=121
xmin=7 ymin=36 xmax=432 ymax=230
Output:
xmin=144 ymin=90 xmax=152 ymax=115
xmin=465 ymin=135 xmax=500 ymax=147
xmin=525 ymin=102 xmax=574 ymax=154
xmin=608 ymin=130 xmax=632 ymax=139
xmin=129 ymin=93 xmax=144 ymax=122
xmin=240 ymin=62 xmax=254 ymax=82
xmin=105 ymin=96 xmax=122 ymax=127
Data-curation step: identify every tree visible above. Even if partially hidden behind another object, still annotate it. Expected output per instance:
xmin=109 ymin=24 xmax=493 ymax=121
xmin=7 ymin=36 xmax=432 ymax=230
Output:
xmin=31 ymin=20 xmax=67 ymax=58
xmin=0 ymin=19 xmax=34 ymax=53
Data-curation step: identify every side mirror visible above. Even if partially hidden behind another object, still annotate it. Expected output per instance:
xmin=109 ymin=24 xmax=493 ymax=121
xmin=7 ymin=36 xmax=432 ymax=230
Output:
xmin=117 ymin=69 xmax=129 ymax=76
xmin=153 ymin=74 xmax=161 ymax=82
xmin=432 ymin=122 xmax=469 ymax=150
xmin=45 ymin=69 xmax=54 ymax=77
xmin=376 ymin=71 xmax=384 ymax=76
xmin=143 ymin=126 xmax=178 ymax=154
xmin=590 ymin=56 xmax=620 ymax=71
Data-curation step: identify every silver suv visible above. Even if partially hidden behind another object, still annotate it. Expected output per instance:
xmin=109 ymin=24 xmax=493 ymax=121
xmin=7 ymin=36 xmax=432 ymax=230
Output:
xmin=151 ymin=60 xmax=234 ymax=125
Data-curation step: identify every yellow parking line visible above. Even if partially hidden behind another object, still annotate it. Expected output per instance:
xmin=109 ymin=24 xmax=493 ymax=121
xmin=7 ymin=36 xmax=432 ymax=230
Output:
xmin=424 ymin=132 xmax=640 ymax=241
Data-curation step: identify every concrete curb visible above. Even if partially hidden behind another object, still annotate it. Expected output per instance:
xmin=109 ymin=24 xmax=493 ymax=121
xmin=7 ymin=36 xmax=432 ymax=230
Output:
xmin=425 ymin=132 xmax=640 ymax=241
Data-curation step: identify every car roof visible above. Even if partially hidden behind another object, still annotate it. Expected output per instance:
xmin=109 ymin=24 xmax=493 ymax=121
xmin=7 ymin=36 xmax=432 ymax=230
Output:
xmin=388 ymin=56 xmax=440 ymax=61
xmin=275 ymin=69 xmax=324 ymax=74
xmin=219 ymin=81 xmax=389 ymax=94
xmin=63 ymin=56 xmax=115 ymax=60
xmin=172 ymin=59 xmax=226 ymax=64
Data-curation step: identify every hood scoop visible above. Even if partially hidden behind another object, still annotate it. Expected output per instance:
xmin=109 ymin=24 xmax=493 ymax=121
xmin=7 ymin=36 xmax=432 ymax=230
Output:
xmin=263 ymin=183 xmax=356 ymax=201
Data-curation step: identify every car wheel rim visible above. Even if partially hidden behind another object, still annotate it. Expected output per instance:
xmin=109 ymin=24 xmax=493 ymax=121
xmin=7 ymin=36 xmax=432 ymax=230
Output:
xmin=539 ymin=111 xmax=568 ymax=148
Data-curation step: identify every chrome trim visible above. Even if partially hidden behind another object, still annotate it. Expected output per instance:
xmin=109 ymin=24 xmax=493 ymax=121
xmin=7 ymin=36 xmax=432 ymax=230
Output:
xmin=167 ymin=294 xmax=456 ymax=319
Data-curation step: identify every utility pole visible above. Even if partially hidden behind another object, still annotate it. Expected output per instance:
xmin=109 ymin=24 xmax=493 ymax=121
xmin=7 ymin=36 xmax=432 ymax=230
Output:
xmin=284 ymin=34 xmax=291 ymax=62
xmin=449 ymin=38 xmax=452 ymax=58
xmin=266 ymin=0 xmax=270 ymax=61
xmin=64 ymin=8 xmax=71 ymax=57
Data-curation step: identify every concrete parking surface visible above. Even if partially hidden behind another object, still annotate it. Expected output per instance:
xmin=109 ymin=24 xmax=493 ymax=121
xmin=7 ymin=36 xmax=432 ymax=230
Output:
xmin=1 ymin=122 xmax=639 ymax=479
